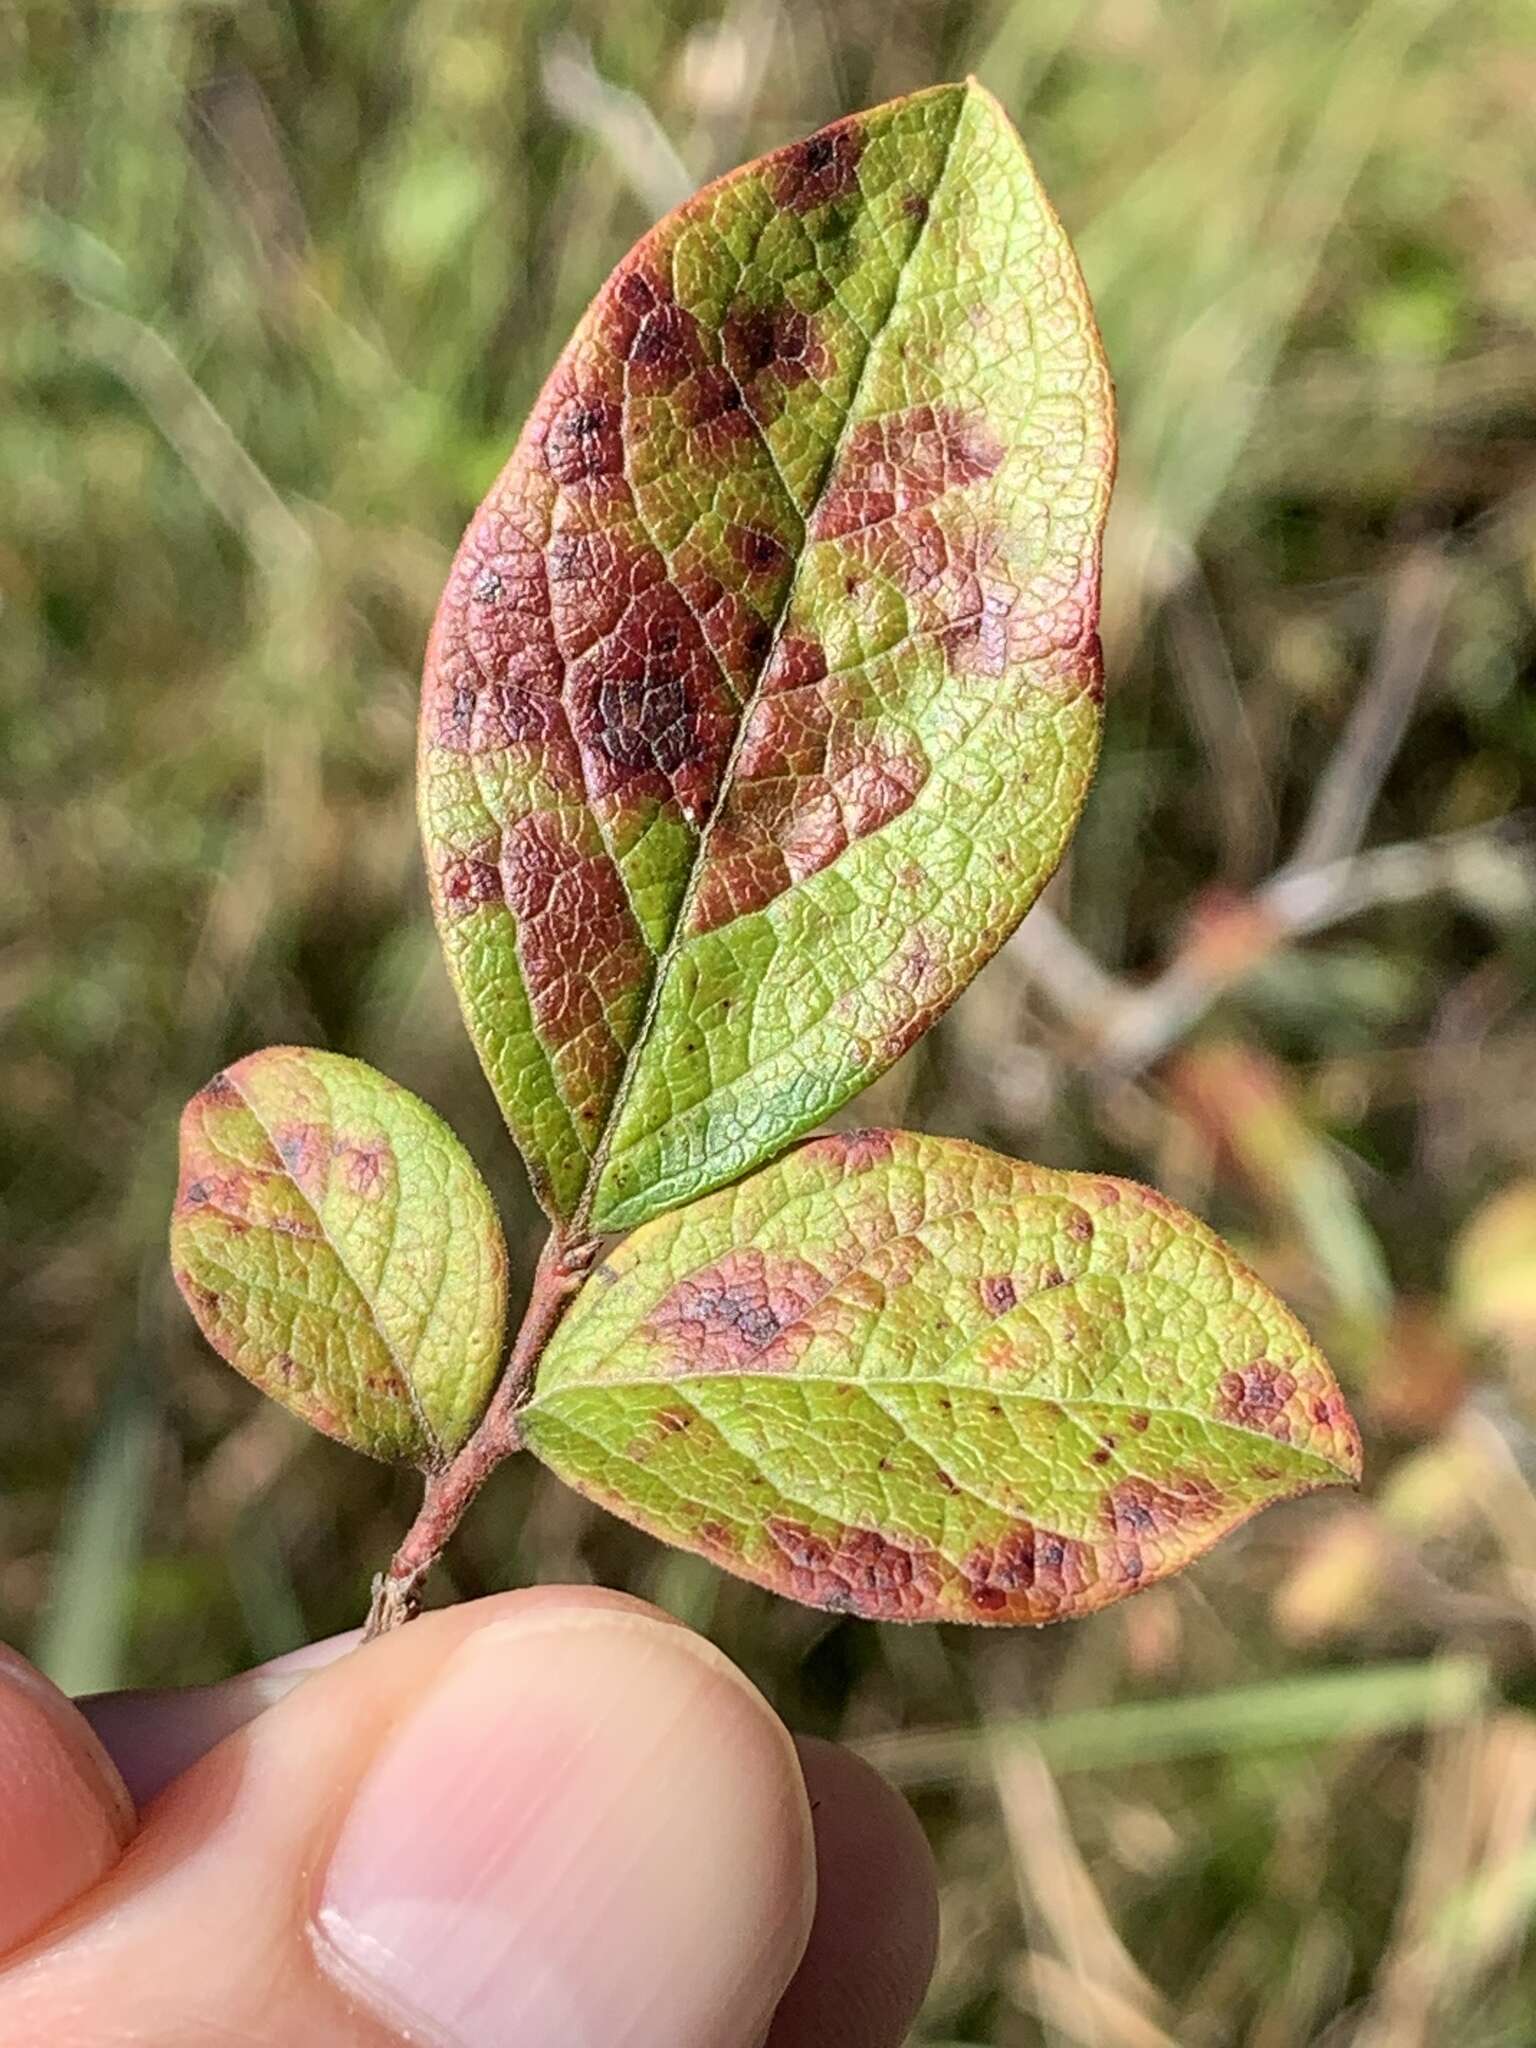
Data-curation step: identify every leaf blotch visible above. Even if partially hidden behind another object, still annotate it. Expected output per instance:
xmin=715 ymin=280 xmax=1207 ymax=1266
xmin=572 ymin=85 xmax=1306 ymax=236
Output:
xmin=766 ymin=1516 xmax=941 ymax=1619
xmin=601 ymin=266 xmax=706 ymax=394
xmin=1103 ymin=1473 xmax=1225 ymax=1540
xmin=769 ymin=121 xmax=865 ymax=214
xmin=811 ymin=403 xmax=1005 ymax=542
xmin=645 ymin=1248 xmax=825 ymax=1370
xmin=982 ymin=1274 xmax=1017 ymax=1315
xmin=1216 ymin=1361 xmax=1299 ymax=1440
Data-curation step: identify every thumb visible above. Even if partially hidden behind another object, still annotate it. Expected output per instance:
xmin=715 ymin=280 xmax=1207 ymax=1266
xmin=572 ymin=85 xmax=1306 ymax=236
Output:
xmin=1 ymin=1591 xmax=816 ymax=2048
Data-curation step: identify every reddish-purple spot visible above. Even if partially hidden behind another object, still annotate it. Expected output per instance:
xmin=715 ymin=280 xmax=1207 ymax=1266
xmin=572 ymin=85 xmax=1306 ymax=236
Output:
xmin=1091 ymin=1447 xmax=1113 ymax=1466
xmin=600 ymin=265 xmax=705 ymax=394
xmin=337 ymin=1139 xmax=390 ymax=1197
xmin=176 ymin=1169 xmax=252 ymax=1228
xmin=696 ymin=1519 xmax=732 ymax=1549
xmin=1217 ymin=1361 xmax=1298 ymax=1441
xmin=1103 ymin=1474 xmax=1224 ymax=1541
xmin=1065 ymin=1208 xmax=1095 ymax=1243
xmin=834 ymin=1129 xmax=897 ymax=1171
xmin=646 ymin=1248 xmax=825 ymax=1370
xmin=426 ymin=519 xmax=580 ymax=772
xmin=688 ymin=365 xmax=753 ymax=454
xmin=1129 ymin=1411 xmax=1150 ymax=1432
xmin=541 ymin=391 xmax=624 ymax=486
xmin=686 ymin=627 xmax=928 ymax=933
xmin=439 ymin=852 xmax=505 ymax=919
xmin=722 ymin=299 xmax=831 ymax=404
xmin=563 ymin=573 xmax=737 ymax=826
xmin=199 ymin=1071 xmax=239 ymax=1106
xmin=499 ymin=814 xmax=651 ymax=1066
xmin=961 ymin=1522 xmax=1102 ymax=1620
xmin=812 ymin=404 xmax=1004 ymax=542
xmin=730 ymin=524 xmax=788 ymax=577
xmin=765 ymin=1517 xmax=941 ymax=1620
xmin=273 ymin=1122 xmax=328 ymax=1188
xmin=982 ymin=1274 xmax=1017 ymax=1315
xmin=769 ymin=121 xmax=864 ymax=213
xmin=176 ymin=1272 xmax=220 ymax=1318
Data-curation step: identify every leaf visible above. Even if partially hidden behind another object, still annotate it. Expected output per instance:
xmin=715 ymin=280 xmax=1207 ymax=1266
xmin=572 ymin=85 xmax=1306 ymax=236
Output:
xmin=171 ymin=1047 xmax=507 ymax=1468
xmin=523 ymin=1130 xmax=1361 ymax=1625
xmin=420 ymin=81 xmax=1113 ymax=1234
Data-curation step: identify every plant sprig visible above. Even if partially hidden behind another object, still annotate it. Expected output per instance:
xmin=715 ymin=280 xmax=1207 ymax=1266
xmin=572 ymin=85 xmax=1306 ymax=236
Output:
xmin=171 ymin=81 xmax=1360 ymax=1637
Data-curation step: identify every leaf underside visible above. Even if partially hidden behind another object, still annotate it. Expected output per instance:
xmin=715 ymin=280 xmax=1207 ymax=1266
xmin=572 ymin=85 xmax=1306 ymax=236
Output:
xmin=525 ymin=1131 xmax=1361 ymax=1625
xmin=171 ymin=1048 xmax=507 ymax=1468
xmin=420 ymin=80 xmax=1114 ymax=1235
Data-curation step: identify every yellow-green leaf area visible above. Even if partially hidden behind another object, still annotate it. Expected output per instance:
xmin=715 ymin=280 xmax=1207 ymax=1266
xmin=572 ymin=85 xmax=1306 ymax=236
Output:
xmin=525 ymin=1131 xmax=1360 ymax=1624
xmin=420 ymin=80 xmax=1113 ymax=1234
xmin=171 ymin=1048 xmax=507 ymax=1467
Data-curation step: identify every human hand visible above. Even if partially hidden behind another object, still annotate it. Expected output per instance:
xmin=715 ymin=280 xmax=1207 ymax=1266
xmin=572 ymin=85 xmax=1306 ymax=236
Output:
xmin=0 ymin=1588 xmax=937 ymax=2046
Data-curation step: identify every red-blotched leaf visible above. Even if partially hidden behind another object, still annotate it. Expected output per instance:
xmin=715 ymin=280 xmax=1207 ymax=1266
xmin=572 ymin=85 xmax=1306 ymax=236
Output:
xmin=421 ymin=81 xmax=1113 ymax=1234
xmin=524 ymin=1131 xmax=1361 ymax=1625
xmin=171 ymin=1048 xmax=507 ymax=1468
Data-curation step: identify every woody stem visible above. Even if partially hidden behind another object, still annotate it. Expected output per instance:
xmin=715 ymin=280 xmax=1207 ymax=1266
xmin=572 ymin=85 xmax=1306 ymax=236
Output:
xmin=363 ymin=1230 xmax=599 ymax=1638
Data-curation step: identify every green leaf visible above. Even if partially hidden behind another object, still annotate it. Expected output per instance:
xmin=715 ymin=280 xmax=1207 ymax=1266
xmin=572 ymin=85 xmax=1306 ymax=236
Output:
xmin=420 ymin=81 xmax=1113 ymax=1233
xmin=524 ymin=1131 xmax=1361 ymax=1625
xmin=170 ymin=1048 xmax=507 ymax=1468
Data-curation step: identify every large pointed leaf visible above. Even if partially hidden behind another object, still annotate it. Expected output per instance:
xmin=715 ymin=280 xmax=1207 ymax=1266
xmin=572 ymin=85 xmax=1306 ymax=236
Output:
xmin=420 ymin=81 xmax=1113 ymax=1234
xmin=171 ymin=1048 xmax=507 ymax=1468
xmin=524 ymin=1131 xmax=1361 ymax=1624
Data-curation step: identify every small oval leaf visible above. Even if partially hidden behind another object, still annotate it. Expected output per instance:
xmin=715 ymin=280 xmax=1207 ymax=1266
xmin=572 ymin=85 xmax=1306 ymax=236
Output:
xmin=421 ymin=80 xmax=1114 ymax=1234
xmin=171 ymin=1048 xmax=507 ymax=1468
xmin=525 ymin=1131 xmax=1361 ymax=1624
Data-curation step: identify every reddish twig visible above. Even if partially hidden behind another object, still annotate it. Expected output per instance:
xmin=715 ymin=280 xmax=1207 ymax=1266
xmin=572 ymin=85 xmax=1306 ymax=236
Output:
xmin=363 ymin=1230 xmax=600 ymax=1638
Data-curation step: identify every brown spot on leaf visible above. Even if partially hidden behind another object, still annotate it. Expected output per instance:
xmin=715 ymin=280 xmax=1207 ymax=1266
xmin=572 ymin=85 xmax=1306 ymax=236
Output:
xmin=565 ymin=576 xmax=736 ymax=827
xmin=272 ymin=1122 xmax=328 ymax=1189
xmin=960 ymin=1522 xmax=1103 ymax=1620
xmin=1217 ymin=1361 xmax=1299 ymax=1441
xmin=439 ymin=852 xmax=505 ymax=919
xmin=722 ymin=299 xmax=832 ymax=406
xmin=729 ymin=524 xmax=788 ymax=577
xmin=688 ymin=365 xmax=754 ymax=454
xmin=541 ymin=391 xmax=625 ymax=486
xmin=1065 ymin=1208 xmax=1095 ymax=1243
xmin=499 ymin=813 xmax=651 ymax=1065
xmin=337 ymin=1139 xmax=391 ymax=1197
xmin=656 ymin=1407 xmax=692 ymax=1434
xmin=812 ymin=403 xmax=1004 ymax=542
xmin=645 ymin=1248 xmax=826 ymax=1370
xmin=600 ymin=265 xmax=705 ymax=394
xmin=687 ymin=628 xmax=929 ymax=934
xmin=1103 ymin=1474 xmax=1224 ymax=1540
xmin=834 ymin=1129 xmax=897 ymax=1171
xmin=769 ymin=121 xmax=864 ymax=213
xmin=982 ymin=1274 xmax=1017 ymax=1316
xmin=765 ymin=1517 xmax=941 ymax=1619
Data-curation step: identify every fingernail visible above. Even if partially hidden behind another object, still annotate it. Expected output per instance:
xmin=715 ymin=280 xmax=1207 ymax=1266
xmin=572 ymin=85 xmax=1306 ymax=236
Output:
xmin=313 ymin=1609 xmax=815 ymax=2048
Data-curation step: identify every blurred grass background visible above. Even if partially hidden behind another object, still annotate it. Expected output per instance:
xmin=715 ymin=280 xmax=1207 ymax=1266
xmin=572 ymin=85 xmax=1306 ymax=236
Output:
xmin=4 ymin=0 xmax=1536 ymax=2040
